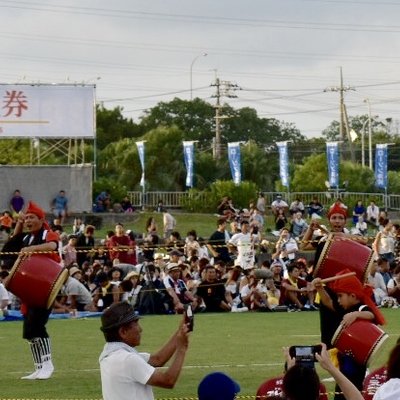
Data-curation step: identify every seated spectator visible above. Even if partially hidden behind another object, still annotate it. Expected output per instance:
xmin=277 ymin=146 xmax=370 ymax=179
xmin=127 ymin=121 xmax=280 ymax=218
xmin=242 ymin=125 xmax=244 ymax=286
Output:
xmin=225 ymin=266 xmax=244 ymax=311
xmin=163 ymin=262 xmax=196 ymax=313
xmin=0 ymin=211 xmax=13 ymax=235
xmin=240 ymin=269 xmax=271 ymax=312
xmin=281 ymin=263 xmax=316 ymax=311
xmin=63 ymin=268 xmax=96 ymax=312
xmin=196 ymin=265 xmax=231 ymax=312
xmin=307 ymin=197 xmax=324 ymax=218
xmin=271 ymin=195 xmax=288 ymax=216
xmin=272 ymin=228 xmax=298 ymax=270
xmin=0 ymin=270 xmax=10 ymax=316
xmin=352 ymin=199 xmax=366 ymax=225
xmin=265 ymin=278 xmax=281 ymax=309
xmin=355 ymin=216 xmax=368 ymax=236
xmin=120 ymin=196 xmax=134 ymax=213
xmin=9 ymin=189 xmax=24 ymax=222
xmin=92 ymin=271 xmax=119 ymax=311
xmin=94 ymin=190 xmax=111 ymax=212
xmin=366 ymin=200 xmax=379 ymax=227
xmin=137 ymin=264 xmax=168 ymax=314
xmin=184 ymin=230 xmax=200 ymax=258
xmin=198 ymin=372 xmax=240 ymax=400
xmin=216 ymin=196 xmax=237 ymax=221
xmin=72 ymin=217 xmax=85 ymax=235
xmin=120 ymin=270 xmax=142 ymax=309
xmin=290 ymin=211 xmax=308 ymax=239
xmin=387 ymin=265 xmax=400 ymax=304
xmin=367 ymin=261 xmax=388 ymax=306
xmin=289 ymin=198 xmax=305 ymax=215
xmin=274 ymin=209 xmax=288 ymax=231
xmin=51 ymin=190 xmax=68 ymax=225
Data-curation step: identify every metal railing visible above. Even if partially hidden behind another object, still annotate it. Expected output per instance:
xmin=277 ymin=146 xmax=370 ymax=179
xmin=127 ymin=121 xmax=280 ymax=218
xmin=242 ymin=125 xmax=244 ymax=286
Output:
xmin=127 ymin=190 xmax=399 ymax=211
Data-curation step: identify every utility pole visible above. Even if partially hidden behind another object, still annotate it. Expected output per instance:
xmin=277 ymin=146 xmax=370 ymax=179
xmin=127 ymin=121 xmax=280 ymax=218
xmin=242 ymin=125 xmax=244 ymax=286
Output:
xmin=211 ymin=77 xmax=239 ymax=160
xmin=324 ymin=67 xmax=355 ymax=162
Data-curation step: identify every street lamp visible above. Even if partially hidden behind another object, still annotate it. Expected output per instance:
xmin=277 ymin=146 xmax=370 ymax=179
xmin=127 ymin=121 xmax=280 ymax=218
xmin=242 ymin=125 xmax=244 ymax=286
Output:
xmin=190 ymin=53 xmax=207 ymax=100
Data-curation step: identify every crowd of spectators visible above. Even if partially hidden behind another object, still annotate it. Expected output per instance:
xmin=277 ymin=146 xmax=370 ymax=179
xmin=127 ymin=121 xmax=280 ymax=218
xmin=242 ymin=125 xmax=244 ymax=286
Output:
xmin=1 ymin=193 xmax=400 ymax=317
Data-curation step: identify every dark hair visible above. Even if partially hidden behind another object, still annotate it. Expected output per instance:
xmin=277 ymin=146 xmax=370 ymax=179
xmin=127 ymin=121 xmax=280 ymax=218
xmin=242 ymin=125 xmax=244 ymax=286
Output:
xmin=282 ymin=365 xmax=320 ymax=400
xmin=387 ymin=343 xmax=400 ymax=379
xmin=217 ymin=217 xmax=227 ymax=226
xmin=287 ymin=262 xmax=299 ymax=274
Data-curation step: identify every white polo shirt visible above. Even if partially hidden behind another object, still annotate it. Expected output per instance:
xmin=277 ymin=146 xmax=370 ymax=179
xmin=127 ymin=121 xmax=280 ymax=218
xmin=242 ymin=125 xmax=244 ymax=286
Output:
xmin=100 ymin=342 xmax=155 ymax=400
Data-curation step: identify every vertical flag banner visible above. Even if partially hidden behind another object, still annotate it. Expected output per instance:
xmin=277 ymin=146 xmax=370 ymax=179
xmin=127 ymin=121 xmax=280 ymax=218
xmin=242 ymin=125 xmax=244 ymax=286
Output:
xmin=183 ymin=141 xmax=195 ymax=188
xmin=136 ymin=141 xmax=145 ymax=187
xmin=228 ymin=142 xmax=241 ymax=185
xmin=326 ymin=142 xmax=339 ymax=188
xmin=375 ymin=144 xmax=388 ymax=189
xmin=276 ymin=141 xmax=289 ymax=188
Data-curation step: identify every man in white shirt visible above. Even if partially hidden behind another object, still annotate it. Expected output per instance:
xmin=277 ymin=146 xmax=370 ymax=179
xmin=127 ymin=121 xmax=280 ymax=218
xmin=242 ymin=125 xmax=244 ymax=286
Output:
xmin=367 ymin=261 xmax=388 ymax=306
xmin=228 ymin=220 xmax=254 ymax=270
xmin=163 ymin=210 xmax=176 ymax=239
xmin=271 ymin=195 xmax=289 ymax=215
xmin=99 ymin=302 xmax=190 ymax=400
xmin=0 ymin=274 xmax=10 ymax=315
xmin=366 ymin=201 xmax=379 ymax=227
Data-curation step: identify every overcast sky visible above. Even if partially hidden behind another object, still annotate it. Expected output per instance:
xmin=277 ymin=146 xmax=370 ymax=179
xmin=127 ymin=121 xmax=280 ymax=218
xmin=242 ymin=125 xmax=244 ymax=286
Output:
xmin=2 ymin=0 xmax=400 ymax=138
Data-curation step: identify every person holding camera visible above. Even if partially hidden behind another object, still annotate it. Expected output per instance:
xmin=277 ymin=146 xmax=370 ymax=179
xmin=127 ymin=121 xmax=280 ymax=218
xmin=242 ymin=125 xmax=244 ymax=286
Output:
xmin=256 ymin=343 xmax=363 ymax=400
xmin=99 ymin=302 xmax=190 ymax=400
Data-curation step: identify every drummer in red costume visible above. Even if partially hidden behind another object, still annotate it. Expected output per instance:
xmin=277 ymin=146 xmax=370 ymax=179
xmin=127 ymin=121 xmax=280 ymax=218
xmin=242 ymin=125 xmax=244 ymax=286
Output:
xmin=12 ymin=201 xmax=61 ymax=380
xmin=301 ymin=202 xmax=369 ymax=400
xmin=313 ymin=270 xmax=385 ymax=400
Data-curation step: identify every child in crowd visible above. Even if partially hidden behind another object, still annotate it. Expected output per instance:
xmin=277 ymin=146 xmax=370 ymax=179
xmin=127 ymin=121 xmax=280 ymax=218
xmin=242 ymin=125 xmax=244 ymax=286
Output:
xmin=0 ymin=211 xmax=13 ymax=234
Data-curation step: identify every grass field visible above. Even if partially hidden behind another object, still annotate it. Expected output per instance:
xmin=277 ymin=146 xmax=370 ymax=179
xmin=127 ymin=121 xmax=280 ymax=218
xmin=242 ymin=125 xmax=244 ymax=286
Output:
xmin=1 ymin=309 xmax=399 ymax=399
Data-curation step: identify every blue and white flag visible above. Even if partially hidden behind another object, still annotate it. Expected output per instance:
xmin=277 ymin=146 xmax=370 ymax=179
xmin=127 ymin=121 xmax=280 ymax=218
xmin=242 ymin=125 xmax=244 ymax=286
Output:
xmin=326 ymin=142 xmax=339 ymax=188
xmin=183 ymin=141 xmax=195 ymax=188
xmin=136 ymin=141 xmax=146 ymax=187
xmin=228 ymin=142 xmax=242 ymax=185
xmin=375 ymin=144 xmax=388 ymax=189
xmin=276 ymin=141 xmax=289 ymax=188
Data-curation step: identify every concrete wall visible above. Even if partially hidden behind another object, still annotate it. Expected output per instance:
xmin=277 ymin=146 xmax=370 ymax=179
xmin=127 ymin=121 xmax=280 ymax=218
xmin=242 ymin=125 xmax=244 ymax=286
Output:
xmin=0 ymin=165 xmax=93 ymax=213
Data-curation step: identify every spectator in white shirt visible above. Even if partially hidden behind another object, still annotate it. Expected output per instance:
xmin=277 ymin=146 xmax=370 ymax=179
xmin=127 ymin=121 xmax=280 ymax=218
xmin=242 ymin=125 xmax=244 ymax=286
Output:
xmin=366 ymin=201 xmax=380 ymax=227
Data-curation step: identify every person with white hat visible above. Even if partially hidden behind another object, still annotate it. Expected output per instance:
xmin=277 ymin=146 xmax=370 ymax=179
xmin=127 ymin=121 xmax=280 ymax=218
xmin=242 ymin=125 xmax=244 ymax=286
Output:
xmin=163 ymin=263 xmax=197 ymax=313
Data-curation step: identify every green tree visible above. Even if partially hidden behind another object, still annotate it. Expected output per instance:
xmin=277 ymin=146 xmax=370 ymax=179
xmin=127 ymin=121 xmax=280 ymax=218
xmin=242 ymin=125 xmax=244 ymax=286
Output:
xmin=291 ymin=153 xmax=375 ymax=192
xmin=139 ymin=98 xmax=215 ymax=147
xmin=96 ymin=105 xmax=143 ymax=151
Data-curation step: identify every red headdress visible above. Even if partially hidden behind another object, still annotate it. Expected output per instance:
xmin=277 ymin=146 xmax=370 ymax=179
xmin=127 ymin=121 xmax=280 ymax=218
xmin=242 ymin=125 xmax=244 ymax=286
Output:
xmin=25 ymin=201 xmax=50 ymax=230
xmin=26 ymin=201 xmax=45 ymax=219
xmin=327 ymin=202 xmax=347 ymax=219
xmin=331 ymin=269 xmax=385 ymax=326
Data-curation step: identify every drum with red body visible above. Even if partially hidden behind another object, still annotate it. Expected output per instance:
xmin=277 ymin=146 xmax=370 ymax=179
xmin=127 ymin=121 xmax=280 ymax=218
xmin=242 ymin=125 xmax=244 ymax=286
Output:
xmin=313 ymin=233 xmax=373 ymax=282
xmin=332 ymin=320 xmax=388 ymax=366
xmin=5 ymin=255 xmax=69 ymax=309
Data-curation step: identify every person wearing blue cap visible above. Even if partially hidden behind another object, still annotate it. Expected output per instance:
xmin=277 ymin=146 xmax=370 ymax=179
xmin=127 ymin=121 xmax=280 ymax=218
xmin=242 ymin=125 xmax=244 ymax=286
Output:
xmin=198 ymin=371 xmax=240 ymax=400
xmin=99 ymin=301 xmax=190 ymax=400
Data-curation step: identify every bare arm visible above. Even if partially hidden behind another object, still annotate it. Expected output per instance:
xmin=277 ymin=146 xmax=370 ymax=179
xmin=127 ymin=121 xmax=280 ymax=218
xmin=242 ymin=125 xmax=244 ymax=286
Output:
xmin=341 ymin=310 xmax=374 ymax=328
xmin=316 ymin=343 xmax=364 ymax=400
xmin=147 ymin=320 xmax=189 ymax=389
xmin=312 ymin=278 xmax=334 ymax=310
xmin=20 ymin=241 xmax=57 ymax=255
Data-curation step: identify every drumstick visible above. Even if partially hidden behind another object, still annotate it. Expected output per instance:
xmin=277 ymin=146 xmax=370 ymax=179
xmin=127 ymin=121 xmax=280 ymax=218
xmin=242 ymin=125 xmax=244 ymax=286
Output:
xmin=320 ymin=272 xmax=356 ymax=284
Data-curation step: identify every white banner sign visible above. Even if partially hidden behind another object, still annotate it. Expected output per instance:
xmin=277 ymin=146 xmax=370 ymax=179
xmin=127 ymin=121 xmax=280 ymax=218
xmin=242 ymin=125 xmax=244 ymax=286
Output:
xmin=0 ymin=84 xmax=95 ymax=138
